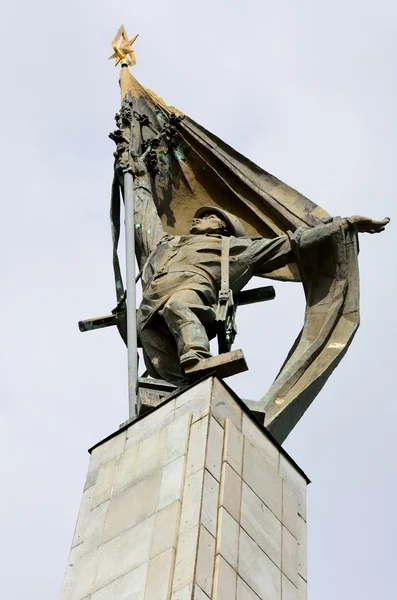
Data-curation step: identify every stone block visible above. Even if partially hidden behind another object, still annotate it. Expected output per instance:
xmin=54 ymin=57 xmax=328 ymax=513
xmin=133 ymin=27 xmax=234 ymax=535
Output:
xmin=174 ymin=378 xmax=212 ymax=423
xmin=201 ymin=470 xmax=219 ymax=537
xmin=60 ymin=545 xmax=79 ymax=600
xmin=237 ymin=577 xmax=261 ymax=600
xmin=205 ymin=416 xmax=224 ymax=481
xmin=220 ymin=462 xmax=242 ymax=523
xmin=243 ymin=439 xmax=282 ymax=520
xmin=86 ymin=431 xmax=126 ymax=493
xmin=165 ymin=413 xmax=192 ymax=465
xmin=240 ymin=482 xmax=281 ymax=568
xmin=126 ymin=400 xmax=175 ymax=448
xmin=61 ymin=544 xmax=99 ymax=600
xmin=282 ymin=479 xmax=300 ymax=539
xmin=71 ymin=487 xmax=94 ymax=548
xmin=211 ymin=378 xmax=242 ymax=430
xmin=216 ymin=507 xmax=239 ymax=570
xmin=172 ymin=585 xmax=210 ymax=600
xmin=238 ymin=529 xmax=281 ymax=600
xmin=80 ymin=500 xmax=109 ymax=556
xmin=91 ymin=562 xmax=148 ymax=600
xmin=126 ymin=426 xmax=167 ymax=485
xmin=86 ymin=430 xmax=125 ymax=490
xmin=213 ymin=554 xmax=237 ymax=600
xmin=186 ymin=417 xmax=209 ymax=477
xmin=144 ymin=548 xmax=175 ymax=600
xmin=115 ymin=425 xmax=167 ymax=494
xmin=194 ymin=586 xmax=210 ymax=599
xmin=171 ymin=585 xmax=194 ymax=600
xmin=242 ymin=413 xmax=279 ymax=472
xmin=279 ymin=456 xmax=307 ymax=521
xmin=158 ymin=455 xmax=186 ymax=510
xmin=90 ymin=430 xmax=127 ymax=468
xmin=103 ymin=471 xmax=161 ymax=543
xmin=69 ymin=546 xmax=99 ymax=600
xmin=223 ymin=419 xmax=243 ymax=475
xmin=282 ymin=575 xmax=298 ymax=600
xmin=174 ymin=378 xmax=212 ymax=411
xmin=84 ymin=463 xmax=100 ymax=492
xmin=179 ymin=469 xmax=204 ymax=534
xmin=91 ymin=456 xmax=118 ymax=509
xmin=172 ymin=525 xmax=199 ymax=593
xmin=196 ymin=525 xmax=216 ymax=597
xmin=94 ymin=515 xmax=155 ymax=591
xmin=112 ymin=442 xmax=140 ymax=494
xmin=297 ymin=575 xmax=307 ymax=600
xmin=282 ymin=526 xmax=298 ymax=587
xmin=151 ymin=501 xmax=180 ymax=558
xmin=297 ymin=516 xmax=307 ymax=582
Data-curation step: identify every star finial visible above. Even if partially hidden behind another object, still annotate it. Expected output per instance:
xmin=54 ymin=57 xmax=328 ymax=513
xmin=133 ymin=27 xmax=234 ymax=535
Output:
xmin=109 ymin=25 xmax=139 ymax=67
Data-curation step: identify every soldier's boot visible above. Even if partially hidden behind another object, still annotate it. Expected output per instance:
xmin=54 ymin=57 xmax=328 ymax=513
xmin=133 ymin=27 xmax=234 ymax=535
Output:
xmin=163 ymin=299 xmax=248 ymax=382
xmin=183 ymin=349 xmax=248 ymax=382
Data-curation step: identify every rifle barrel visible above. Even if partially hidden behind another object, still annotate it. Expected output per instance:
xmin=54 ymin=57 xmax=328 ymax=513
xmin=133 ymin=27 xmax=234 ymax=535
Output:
xmin=237 ymin=286 xmax=276 ymax=306
xmin=78 ymin=315 xmax=117 ymax=332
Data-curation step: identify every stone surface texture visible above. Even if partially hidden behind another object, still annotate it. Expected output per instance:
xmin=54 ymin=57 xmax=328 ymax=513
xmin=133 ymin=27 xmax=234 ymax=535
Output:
xmin=61 ymin=376 xmax=308 ymax=600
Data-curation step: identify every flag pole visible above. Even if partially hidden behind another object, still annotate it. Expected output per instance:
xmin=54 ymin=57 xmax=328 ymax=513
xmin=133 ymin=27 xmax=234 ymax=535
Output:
xmin=110 ymin=26 xmax=140 ymax=419
xmin=124 ymin=168 xmax=138 ymax=418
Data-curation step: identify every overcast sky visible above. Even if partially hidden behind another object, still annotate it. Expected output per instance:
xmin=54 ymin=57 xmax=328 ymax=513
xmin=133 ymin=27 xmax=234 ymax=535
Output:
xmin=0 ymin=1 xmax=396 ymax=598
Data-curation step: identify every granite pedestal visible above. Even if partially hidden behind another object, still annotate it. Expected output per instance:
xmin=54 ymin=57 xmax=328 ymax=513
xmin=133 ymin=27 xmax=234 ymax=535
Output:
xmin=61 ymin=376 xmax=308 ymax=600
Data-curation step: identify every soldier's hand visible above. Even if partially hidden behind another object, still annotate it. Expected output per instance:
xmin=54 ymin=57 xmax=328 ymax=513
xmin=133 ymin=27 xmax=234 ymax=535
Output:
xmin=130 ymin=155 xmax=148 ymax=177
xmin=345 ymin=215 xmax=390 ymax=234
xmin=115 ymin=154 xmax=148 ymax=187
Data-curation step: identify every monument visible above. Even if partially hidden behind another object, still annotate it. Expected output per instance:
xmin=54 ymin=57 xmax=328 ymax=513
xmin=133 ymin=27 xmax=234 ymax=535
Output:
xmin=62 ymin=26 xmax=389 ymax=600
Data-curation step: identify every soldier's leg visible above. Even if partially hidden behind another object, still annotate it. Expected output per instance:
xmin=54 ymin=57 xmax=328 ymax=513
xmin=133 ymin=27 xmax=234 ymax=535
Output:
xmin=139 ymin=320 xmax=186 ymax=386
xmin=161 ymin=290 xmax=214 ymax=370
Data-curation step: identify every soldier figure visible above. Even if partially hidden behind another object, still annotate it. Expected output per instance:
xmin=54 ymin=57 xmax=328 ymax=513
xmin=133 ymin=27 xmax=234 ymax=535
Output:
xmin=129 ymin=159 xmax=389 ymax=386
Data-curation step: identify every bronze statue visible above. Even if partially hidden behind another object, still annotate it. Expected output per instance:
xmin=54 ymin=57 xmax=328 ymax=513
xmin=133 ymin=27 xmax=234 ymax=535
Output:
xmin=80 ymin=53 xmax=390 ymax=441
xmin=130 ymin=157 xmax=389 ymax=387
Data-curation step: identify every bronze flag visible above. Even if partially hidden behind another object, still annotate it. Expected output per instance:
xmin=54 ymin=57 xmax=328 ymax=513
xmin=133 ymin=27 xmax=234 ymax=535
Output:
xmin=118 ymin=68 xmax=359 ymax=443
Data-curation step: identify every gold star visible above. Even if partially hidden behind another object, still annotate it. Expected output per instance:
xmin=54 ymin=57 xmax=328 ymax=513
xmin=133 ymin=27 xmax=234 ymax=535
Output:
xmin=109 ymin=25 xmax=139 ymax=67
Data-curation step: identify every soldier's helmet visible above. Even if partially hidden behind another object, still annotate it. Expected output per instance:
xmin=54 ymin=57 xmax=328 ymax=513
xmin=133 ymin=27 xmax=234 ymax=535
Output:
xmin=194 ymin=206 xmax=246 ymax=237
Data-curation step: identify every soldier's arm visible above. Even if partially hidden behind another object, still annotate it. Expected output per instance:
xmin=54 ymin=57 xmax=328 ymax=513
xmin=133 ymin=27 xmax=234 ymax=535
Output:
xmin=298 ymin=215 xmax=389 ymax=249
xmin=249 ymin=233 xmax=295 ymax=275
xmin=251 ymin=216 xmax=389 ymax=275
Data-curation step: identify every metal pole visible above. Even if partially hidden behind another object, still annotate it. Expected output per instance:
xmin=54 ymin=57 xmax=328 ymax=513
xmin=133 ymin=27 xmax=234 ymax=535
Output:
xmin=124 ymin=170 xmax=138 ymax=418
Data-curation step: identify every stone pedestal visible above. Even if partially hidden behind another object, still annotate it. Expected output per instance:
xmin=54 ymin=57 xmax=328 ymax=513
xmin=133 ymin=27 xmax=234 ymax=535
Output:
xmin=61 ymin=376 xmax=308 ymax=600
